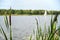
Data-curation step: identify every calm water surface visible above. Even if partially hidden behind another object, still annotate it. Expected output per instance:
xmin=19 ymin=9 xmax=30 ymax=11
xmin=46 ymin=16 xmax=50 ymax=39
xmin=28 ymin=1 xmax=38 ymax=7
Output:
xmin=0 ymin=15 xmax=60 ymax=40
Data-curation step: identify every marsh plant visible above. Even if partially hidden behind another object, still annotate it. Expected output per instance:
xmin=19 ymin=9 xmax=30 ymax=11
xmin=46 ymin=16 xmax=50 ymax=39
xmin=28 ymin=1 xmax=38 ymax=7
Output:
xmin=29 ymin=14 xmax=60 ymax=40
xmin=0 ymin=14 xmax=60 ymax=40
xmin=0 ymin=15 xmax=12 ymax=40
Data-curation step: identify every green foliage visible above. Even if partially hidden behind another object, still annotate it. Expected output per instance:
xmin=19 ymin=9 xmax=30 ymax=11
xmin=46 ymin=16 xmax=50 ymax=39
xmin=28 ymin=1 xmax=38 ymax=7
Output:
xmin=0 ymin=25 xmax=8 ymax=40
xmin=29 ymin=34 xmax=32 ymax=40
xmin=0 ymin=9 xmax=60 ymax=15
xmin=0 ymin=15 xmax=12 ymax=40
xmin=29 ymin=14 xmax=60 ymax=40
xmin=4 ymin=16 xmax=9 ymax=29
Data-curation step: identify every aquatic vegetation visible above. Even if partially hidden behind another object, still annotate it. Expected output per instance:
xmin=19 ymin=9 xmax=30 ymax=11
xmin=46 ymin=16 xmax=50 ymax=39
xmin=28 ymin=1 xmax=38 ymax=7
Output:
xmin=0 ymin=15 xmax=12 ymax=40
xmin=0 ymin=25 xmax=8 ymax=40
xmin=0 ymin=12 xmax=60 ymax=40
xmin=29 ymin=14 xmax=60 ymax=40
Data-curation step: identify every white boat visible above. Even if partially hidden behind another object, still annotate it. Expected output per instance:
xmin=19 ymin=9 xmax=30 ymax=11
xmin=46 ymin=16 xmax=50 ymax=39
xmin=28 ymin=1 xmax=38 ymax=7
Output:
xmin=44 ymin=10 xmax=47 ymax=16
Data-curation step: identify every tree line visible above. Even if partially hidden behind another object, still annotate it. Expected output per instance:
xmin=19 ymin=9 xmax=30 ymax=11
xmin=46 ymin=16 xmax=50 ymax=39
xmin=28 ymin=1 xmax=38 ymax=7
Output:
xmin=0 ymin=9 xmax=60 ymax=15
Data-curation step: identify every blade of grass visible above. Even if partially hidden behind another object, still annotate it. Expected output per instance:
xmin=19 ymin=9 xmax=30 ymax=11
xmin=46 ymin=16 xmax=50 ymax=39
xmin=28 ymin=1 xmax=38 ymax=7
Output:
xmin=0 ymin=25 xmax=8 ymax=40
xmin=4 ymin=15 xmax=9 ymax=29
xmin=29 ymin=34 xmax=32 ymax=40
xmin=49 ymin=28 xmax=60 ymax=40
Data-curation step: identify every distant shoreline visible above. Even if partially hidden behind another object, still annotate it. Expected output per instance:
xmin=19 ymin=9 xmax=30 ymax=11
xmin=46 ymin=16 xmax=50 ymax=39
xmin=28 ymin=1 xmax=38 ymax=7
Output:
xmin=0 ymin=9 xmax=60 ymax=15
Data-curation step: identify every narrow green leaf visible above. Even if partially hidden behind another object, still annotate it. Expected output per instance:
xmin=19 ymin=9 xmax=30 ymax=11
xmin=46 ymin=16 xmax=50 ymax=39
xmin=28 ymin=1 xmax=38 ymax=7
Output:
xmin=0 ymin=25 xmax=8 ymax=40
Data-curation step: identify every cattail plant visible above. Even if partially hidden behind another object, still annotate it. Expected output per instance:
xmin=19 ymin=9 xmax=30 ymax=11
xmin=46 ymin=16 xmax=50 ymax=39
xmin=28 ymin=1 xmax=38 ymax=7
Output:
xmin=9 ymin=14 xmax=12 ymax=40
xmin=0 ymin=15 xmax=9 ymax=40
xmin=0 ymin=11 xmax=12 ymax=40
xmin=48 ymin=14 xmax=58 ymax=40
xmin=29 ymin=14 xmax=60 ymax=40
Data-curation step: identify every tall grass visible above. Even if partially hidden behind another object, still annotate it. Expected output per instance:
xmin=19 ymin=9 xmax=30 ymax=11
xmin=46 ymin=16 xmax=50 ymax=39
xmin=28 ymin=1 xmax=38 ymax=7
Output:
xmin=29 ymin=14 xmax=60 ymax=40
xmin=0 ymin=25 xmax=8 ymax=40
xmin=0 ymin=14 xmax=60 ymax=40
xmin=0 ymin=15 xmax=12 ymax=40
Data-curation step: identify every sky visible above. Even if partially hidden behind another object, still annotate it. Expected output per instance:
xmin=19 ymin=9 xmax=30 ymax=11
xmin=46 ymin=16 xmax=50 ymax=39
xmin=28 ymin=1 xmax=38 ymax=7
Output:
xmin=0 ymin=0 xmax=60 ymax=10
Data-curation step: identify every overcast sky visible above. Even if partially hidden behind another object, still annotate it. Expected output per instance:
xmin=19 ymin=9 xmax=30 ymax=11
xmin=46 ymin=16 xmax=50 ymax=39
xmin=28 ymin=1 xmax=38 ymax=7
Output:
xmin=0 ymin=0 xmax=60 ymax=10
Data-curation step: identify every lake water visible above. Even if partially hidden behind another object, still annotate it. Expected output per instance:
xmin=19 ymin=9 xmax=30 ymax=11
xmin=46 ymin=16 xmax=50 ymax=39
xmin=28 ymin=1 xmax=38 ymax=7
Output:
xmin=0 ymin=15 xmax=60 ymax=40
